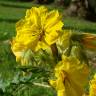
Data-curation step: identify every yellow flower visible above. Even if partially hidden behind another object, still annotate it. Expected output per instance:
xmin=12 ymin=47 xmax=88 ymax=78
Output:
xmin=89 ymin=74 xmax=96 ymax=96
xmin=49 ymin=55 xmax=89 ymax=96
xmin=11 ymin=6 xmax=63 ymax=56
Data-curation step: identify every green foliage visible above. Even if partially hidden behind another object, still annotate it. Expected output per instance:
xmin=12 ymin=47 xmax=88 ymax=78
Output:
xmin=88 ymin=0 xmax=96 ymax=14
xmin=0 ymin=44 xmax=56 ymax=95
xmin=64 ymin=0 xmax=71 ymax=6
xmin=37 ymin=0 xmax=54 ymax=4
xmin=0 ymin=48 xmax=56 ymax=96
xmin=0 ymin=71 xmax=55 ymax=96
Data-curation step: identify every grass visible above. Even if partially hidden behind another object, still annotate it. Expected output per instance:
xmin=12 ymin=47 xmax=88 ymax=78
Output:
xmin=0 ymin=43 xmax=16 ymax=78
xmin=63 ymin=17 xmax=96 ymax=33
xmin=0 ymin=0 xmax=96 ymax=95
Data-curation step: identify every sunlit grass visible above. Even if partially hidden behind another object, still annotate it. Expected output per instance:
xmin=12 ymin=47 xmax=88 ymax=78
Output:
xmin=64 ymin=17 xmax=96 ymax=33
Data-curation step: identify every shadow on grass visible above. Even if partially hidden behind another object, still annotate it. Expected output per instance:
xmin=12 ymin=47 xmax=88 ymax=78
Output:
xmin=0 ymin=18 xmax=19 ymax=23
xmin=0 ymin=0 xmax=16 ymax=2
xmin=0 ymin=3 xmax=31 ymax=9
xmin=64 ymin=26 xmax=96 ymax=33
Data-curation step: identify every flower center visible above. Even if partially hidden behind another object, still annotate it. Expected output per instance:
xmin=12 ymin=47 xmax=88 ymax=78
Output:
xmin=39 ymin=30 xmax=45 ymax=41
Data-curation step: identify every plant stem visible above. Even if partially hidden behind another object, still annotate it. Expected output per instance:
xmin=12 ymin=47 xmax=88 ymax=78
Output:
xmin=51 ymin=43 xmax=60 ymax=62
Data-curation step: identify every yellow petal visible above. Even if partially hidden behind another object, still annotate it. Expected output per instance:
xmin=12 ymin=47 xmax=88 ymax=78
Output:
xmin=45 ymin=10 xmax=62 ymax=29
xmin=45 ymin=31 xmax=59 ymax=45
xmin=35 ymin=41 xmax=49 ymax=51
xmin=57 ymin=90 xmax=65 ymax=96
xmin=89 ymin=74 xmax=96 ymax=96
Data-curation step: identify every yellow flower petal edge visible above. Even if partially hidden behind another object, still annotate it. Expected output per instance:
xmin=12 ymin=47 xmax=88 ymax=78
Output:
xmin=11 ymin=6 xmax=63 ymax=58
xmin=57 ymin=30 xmax=72 ymax=54
xmin=49 ymin=55 xmax=89 ymax=96
xmin=89 ymin=74 xmax=96 ymax=96
xmin=12 ymin=49 xmax=33 ymax=66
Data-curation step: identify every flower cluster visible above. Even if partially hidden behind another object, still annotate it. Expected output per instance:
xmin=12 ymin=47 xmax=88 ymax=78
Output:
xmin=11 ymin=6 xmax=96 ymax=96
